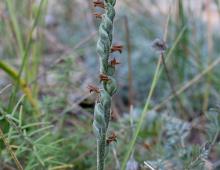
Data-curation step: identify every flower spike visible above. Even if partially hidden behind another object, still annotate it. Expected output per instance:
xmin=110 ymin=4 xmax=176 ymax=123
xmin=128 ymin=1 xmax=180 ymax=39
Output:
xmin=92 ymin=0 xmax=119 ymax=169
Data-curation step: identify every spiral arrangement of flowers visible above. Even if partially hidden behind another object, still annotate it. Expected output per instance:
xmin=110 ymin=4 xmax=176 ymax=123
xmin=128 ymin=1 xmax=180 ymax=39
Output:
xmin=92 ymin=0 xmax=122 ymax=169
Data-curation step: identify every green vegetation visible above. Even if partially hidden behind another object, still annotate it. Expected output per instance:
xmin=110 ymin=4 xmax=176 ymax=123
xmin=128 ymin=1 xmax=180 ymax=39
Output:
xmin=0 ymin=0 xmax=220 ymax=170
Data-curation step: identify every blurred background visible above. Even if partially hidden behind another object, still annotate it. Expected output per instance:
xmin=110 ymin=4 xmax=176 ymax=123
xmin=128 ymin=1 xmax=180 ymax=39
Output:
xmin=0 ymin=0 xmax=220 ymax=169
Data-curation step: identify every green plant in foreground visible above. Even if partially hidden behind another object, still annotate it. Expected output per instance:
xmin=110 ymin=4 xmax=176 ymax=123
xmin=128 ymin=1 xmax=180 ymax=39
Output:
xmin=92 ymin=0 xmax=122 ymax=169
xmin=0 ymin=61 xmax=40 ymax=115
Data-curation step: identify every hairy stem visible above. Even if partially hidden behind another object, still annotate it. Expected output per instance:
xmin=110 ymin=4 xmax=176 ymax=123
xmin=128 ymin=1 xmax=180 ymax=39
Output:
xmin=97 ymin=132 xmax=106 ymax=170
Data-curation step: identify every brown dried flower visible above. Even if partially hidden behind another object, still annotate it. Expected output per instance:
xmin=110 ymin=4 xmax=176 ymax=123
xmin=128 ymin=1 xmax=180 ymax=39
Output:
xmin=110 ymin=58 xmax=120 ymax=66
xmin=93 ymin=13 xmax=102 ymax=19
xmin=99 ymin=74 xmax=110 ymax=82
xmin=111 ymin=45 xmax=123 ymax=53
xmin=93 ymin=1 xmax=105 ymax=9
xmin=87 ymin=85 xmax=100 ymax=93
xmin=107 ymin=132 xmax=117 ymax=144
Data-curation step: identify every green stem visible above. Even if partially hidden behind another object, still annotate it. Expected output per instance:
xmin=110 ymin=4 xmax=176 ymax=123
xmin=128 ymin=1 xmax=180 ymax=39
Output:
xmin=97 ymin=132 xmax=106 ymax=170
xmin=121 ymin=27 xmax=186 ymax=170
xmin=6 ymin=0 xmax=24 ymax=57
xmin=121 ymin=56 xmax=162 ymax=170
xmin=0 ymin=60 xmax=40 ymax=115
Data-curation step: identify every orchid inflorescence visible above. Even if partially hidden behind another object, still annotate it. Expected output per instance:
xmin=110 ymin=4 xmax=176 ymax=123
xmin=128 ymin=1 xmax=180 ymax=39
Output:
xmin=91 ymin=0 xmax=122 ymax=169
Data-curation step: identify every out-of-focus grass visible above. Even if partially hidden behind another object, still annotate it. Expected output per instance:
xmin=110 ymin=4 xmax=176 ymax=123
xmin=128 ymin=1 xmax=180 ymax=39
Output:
xmin=0 ymin=0 xmax=220 ymax=169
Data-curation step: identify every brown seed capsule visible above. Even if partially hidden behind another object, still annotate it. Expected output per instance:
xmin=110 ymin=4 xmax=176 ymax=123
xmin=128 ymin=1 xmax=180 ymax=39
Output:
xmin=111 ymin=45 xmax=123 ymax=53
xmin=107 ymin=132 xmax=117 ymax=144
xmin=87 ymin=85 xmax=100 ymax=93
xmin=110 ymin=58 xmax=120 ymax=66
xmin=99 ymin=74 xmax=109 ymax=82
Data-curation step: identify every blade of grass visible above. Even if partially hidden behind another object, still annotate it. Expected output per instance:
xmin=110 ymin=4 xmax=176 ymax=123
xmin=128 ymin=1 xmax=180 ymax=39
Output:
xmin=28 ymin=125 xmax=53 ymax=137
xmin=5 ymin=0 xmax=24 ymax=57
xmin=157 ymin=26 xmax=187 ymax=81
xmin=8 ymin=95 xmax=25 ymax=143
xmin=19 ymin=105 xmax=23 ymax=127
xmin=49 ymin=165 xmax=74 ymax=170
xmin=203 ymin=0 xmax=213 ymax=111
xmin=0 ymin=127 xmax=23 ymax=170
xmin=121 ymin=56 xmax=162 ymax=170
xmin=17 ymin=0 xmax=47 ymax=79
xmin=153 ymin=56 xmax=220 ymax=111
xmin=0 ymin=84 xmax=12 ymax=95
xmin=22 ymin=122 xmax=50 ymax=129
xmin=6 ymin=0 xmax=47 ymax=116
xmin=121 ymin=26 xmax=186 ymax=169
xmin=28 ymin=1 xmax=48 ymax=97
xmin=0 ymin=61 xmax=40 ymax=114
xmin=34 ymin=132 xmax=50 ymax=143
